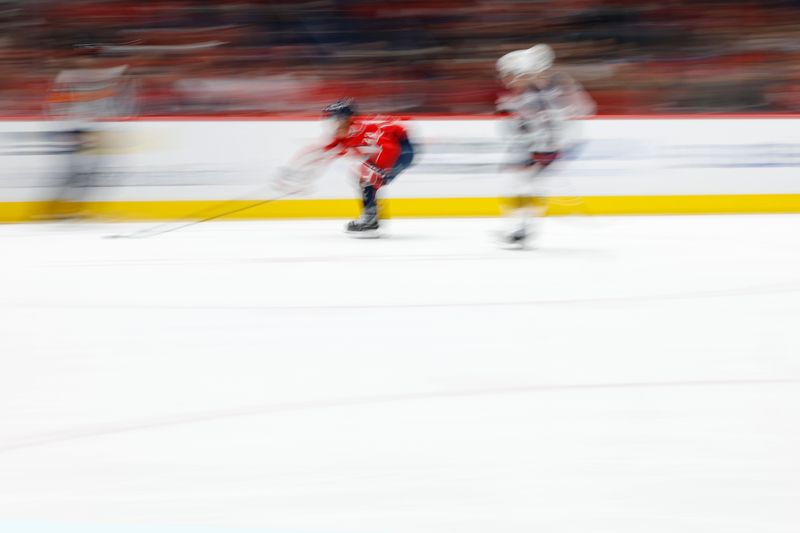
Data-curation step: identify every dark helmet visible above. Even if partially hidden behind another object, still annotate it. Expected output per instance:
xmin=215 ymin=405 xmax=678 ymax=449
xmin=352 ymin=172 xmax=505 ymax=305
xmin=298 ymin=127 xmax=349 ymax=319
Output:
xmin=323 ymin=98 xmax=356 ymax=119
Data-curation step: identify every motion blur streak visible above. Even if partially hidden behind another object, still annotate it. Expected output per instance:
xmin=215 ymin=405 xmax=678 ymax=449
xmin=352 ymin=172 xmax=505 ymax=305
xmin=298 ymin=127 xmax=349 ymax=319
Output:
xmin=0 ymin=1 xmax=798 ymax=116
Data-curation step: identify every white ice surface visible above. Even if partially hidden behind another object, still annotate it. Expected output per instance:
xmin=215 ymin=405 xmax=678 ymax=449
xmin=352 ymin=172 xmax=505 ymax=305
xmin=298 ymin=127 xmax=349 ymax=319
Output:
xmin=0 ymin=216 xmax=799 ymax=533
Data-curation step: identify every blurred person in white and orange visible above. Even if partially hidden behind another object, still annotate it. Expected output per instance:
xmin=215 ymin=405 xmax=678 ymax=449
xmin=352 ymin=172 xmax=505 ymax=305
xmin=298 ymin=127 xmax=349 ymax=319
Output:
xmin=43 ymin=46 xmax=137 ymax=219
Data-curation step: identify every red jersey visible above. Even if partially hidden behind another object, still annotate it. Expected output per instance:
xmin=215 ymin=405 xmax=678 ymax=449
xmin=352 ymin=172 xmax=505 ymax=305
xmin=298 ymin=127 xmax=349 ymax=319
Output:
xmin=323 ymin=118 xmax=408 ymax=158
xmin=322 ymin=117 xmax=412 ymax=189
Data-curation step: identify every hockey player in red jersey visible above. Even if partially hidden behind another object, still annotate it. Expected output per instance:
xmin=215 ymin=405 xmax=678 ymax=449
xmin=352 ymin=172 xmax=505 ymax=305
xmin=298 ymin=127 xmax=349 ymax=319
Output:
xmin=321 ymin=99 xmax=415 ymax=235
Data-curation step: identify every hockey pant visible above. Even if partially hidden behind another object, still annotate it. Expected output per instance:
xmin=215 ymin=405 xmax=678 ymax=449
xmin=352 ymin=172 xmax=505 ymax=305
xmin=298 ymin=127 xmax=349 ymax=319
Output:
xmin=359 ymin=138 xmax=415 ymax=216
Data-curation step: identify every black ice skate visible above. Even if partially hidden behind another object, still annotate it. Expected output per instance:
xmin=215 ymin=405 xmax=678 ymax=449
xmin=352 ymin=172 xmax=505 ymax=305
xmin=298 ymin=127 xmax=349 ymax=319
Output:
xmin=497 ymin=228 xmax=530 ymax=249
xmin=346 ymin=212 xmax=380 ymax=237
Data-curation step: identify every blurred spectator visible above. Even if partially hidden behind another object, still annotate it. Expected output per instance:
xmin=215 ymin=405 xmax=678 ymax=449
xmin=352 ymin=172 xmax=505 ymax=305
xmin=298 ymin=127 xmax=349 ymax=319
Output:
xmin=0 ymin=0 xmax=798 ymax=116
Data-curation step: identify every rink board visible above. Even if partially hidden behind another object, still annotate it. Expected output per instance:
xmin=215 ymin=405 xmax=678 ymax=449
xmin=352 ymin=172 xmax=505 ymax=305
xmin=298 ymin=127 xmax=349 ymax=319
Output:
xmin=5 ymin=195 xmax=800 ymax=223
xmin=1 ymin=117 xmax=799 ymax=221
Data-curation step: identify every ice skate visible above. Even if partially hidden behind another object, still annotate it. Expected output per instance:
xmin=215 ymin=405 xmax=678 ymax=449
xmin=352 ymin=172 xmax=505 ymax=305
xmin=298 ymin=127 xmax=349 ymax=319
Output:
xmin=346 ymin=211 xmax=380 ymax=238
xmin=496 ymin=227 xmax=532 ymax=250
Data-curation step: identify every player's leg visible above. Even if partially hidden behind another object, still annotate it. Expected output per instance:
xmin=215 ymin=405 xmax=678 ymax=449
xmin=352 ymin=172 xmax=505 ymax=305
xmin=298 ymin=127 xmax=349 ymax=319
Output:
xmin=501 ymin=166 xmax=537 ymax=246
xmin=42 ymin=128 xmax=92 ymax=219
xmin=346 ymin=142 xmax=405 ymax=234
xmin=347 ymin=181 xmax=380 ymax=233
xmin=501 ymin=151 xmax=559 ymax=247
xmin=346 ymin=163 xmax=385 ymax=234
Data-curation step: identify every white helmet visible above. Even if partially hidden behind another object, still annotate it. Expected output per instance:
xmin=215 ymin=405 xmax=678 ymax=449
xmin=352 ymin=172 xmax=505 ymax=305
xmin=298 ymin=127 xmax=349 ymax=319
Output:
xmin=526 ymin=44 xmax=555 ymax=74
xmin=496 ymin=49 xmax=529 ymax=78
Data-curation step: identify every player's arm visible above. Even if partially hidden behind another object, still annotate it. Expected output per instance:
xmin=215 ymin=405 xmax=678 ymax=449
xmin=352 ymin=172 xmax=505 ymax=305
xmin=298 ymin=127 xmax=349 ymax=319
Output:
xmin=290 ymin=142 xmax=338 ymax=167
xmin=274 ymin=141 xmax=340 ymax=193
xmin=555 ymin=72 xmax=596 ymax=119
xmin=358 ymin=123 xmax=404 ymax=188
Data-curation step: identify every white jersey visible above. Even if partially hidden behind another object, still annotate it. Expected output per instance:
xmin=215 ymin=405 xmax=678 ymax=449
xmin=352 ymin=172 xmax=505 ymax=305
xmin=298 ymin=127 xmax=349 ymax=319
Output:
xmin=497 ymin=71 xmax=594 ymax=153
xmin=49 ymin=65 xmax=137 ymax=122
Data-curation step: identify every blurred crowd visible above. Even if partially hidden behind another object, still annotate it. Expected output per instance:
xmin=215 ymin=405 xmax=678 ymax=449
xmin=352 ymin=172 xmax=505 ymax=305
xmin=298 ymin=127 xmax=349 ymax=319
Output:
xmin=1 ymin=0 xmax=800 ymax=116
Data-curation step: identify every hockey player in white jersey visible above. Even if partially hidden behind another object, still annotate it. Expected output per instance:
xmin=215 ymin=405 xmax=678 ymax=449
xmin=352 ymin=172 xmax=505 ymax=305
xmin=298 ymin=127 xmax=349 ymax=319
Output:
xmin=44 ymin=48 xmax=137 ymax=219
xmin=496 ymin=44 xmax=595 ymax=247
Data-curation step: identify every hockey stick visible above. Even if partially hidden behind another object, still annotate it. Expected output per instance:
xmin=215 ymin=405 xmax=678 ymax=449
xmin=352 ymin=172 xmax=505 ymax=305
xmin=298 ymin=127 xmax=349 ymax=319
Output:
xmin=103 ymin=145 xmax=336 ymax=239
xmin=104 ymin=186 xmax=295 ymax=239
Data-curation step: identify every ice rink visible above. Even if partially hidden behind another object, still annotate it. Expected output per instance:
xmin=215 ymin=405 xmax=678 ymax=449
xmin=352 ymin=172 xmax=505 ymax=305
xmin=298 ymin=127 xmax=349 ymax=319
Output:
xmin=1 ymin=215 xmax=799 ymax=533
